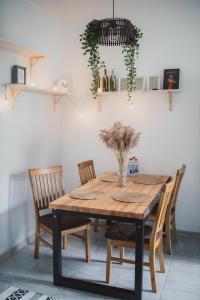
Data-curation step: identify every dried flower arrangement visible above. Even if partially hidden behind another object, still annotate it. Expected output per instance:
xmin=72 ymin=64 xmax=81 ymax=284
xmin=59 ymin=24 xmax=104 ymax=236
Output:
xmin=100 ymin=121 xmax=141 ymax=187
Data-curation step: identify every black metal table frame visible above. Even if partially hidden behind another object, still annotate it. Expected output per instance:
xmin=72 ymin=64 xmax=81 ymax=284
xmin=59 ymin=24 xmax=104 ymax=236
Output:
xmin=52 ymin=209 xmax=145 ymax=300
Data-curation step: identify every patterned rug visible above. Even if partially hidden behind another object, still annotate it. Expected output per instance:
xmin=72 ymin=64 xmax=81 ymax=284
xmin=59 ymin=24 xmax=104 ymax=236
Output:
xmin=0 ymin=287 xmax=56 ymax=300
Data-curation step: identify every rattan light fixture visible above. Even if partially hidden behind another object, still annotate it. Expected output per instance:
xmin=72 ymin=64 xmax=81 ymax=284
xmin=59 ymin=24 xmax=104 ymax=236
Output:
xmin=96 ymin=0 xmax=134 ymax=46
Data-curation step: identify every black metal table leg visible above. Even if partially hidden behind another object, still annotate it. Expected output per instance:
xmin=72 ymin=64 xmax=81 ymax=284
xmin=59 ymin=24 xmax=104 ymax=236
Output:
xmin=53 ymin=209 xmax=62 ymax=284
xmin=52 ymin=209 xmax=144 ymax=299
xmin=135 ymin=219 xmax=144 ymax=300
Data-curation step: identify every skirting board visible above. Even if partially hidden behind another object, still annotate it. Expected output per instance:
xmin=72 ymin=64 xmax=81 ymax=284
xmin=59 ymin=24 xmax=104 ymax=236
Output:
xmin=0 ymin=232 xmax=35 ymax=262
xmin=0 ymin=230 xmax=199 ymax=262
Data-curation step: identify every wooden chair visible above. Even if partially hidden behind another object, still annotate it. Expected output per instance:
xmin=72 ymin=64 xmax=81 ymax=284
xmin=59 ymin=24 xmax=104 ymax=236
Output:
xmin=105 ymin=178 xmax=175 ymax=293
xmin=78 ymin=160 xmax=102 ymax=232
xmin=148 ymin=164 xmax=186 ymax=255
xmin=29 ymin=166 xmax=91 ymax=261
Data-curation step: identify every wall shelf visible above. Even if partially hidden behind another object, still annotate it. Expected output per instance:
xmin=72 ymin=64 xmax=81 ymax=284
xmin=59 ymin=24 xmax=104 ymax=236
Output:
xmin=148 ymin=89 xmax=180 ymax=111
xmin=6 ymin=84 xmax=69 ymax=111
xmin=98 ymin=89 xmax=181 ymax=111
xmin=0 ymin=37 xmax=46 ymax=78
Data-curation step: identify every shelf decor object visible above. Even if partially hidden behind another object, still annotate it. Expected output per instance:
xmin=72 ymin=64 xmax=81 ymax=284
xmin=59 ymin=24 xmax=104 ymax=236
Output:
xmin=0 ymin=37 xmax=45 ymax=78
xmin=147 ymin=76 xmax=160 ymax=90
xmin=4 ymin=84 xmax=68 ymax=111
xmin=11 ymin=65 xmax=26 ymax=84
xmin=80 ymin=0 xmax=143 ymax=101
xmin=163 ymin=68 xmax=180 ymax=90
xmin=100 ymin=121 xmax=141 ymax=187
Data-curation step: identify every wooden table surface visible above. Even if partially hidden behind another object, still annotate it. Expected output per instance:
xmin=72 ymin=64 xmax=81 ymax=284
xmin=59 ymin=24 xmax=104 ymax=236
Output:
xmin=49 ymin=173 xmax=169 ymax=220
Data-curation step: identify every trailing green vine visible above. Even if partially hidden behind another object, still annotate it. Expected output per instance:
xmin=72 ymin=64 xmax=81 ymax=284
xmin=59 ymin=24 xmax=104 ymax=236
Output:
xmin=80 ymin=20 xmax=105 ymax=98
xmin=80 ymin=20 xmax=143 ymax=101
xmin=122 ymin=25 xmax=143 ymax=101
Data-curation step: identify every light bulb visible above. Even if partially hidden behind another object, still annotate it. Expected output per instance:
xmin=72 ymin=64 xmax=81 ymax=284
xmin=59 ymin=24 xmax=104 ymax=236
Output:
xmin=53 ymin=85 xmax=58 ymax=92
xmin=129 ymin=102 xmax=134 ymax=111
xmin=0 ymin=96 xmax=10 ymax=112
xmin=30 ymin=82 xmax=36 ymax=88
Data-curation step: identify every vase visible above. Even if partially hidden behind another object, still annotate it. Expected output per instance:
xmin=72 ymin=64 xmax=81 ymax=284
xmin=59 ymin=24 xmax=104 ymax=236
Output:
xmin=118 ymin=160 xmax=127 ymax=187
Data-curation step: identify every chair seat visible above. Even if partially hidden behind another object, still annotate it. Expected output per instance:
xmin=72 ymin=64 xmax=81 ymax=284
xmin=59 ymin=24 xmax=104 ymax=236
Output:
xmin=40 ymin=213 xmax=91 ymax=232
xmin=105 ymin=222 xmax=153 ymax=242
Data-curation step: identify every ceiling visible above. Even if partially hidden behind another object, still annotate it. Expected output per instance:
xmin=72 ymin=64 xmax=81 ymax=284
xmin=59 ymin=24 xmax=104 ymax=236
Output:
xmin=30 ymin=0 xmax=113 ymax=21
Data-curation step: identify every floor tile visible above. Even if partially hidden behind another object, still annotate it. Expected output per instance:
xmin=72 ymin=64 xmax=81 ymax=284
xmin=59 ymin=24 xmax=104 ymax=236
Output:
xmin=160 ymin=288 xmax=200 ymax=300
xmin=0 ymin=230 xmax=199 ymax=300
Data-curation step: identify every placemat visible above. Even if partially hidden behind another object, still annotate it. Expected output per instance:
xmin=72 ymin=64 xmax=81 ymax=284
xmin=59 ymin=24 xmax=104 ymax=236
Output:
xmin=100 ymin=175 xmax=119 ymax=182
xmin=69 ymin=190 xmax=105 ymax=200
xmin=132 ymin=174 xmax=163 ymax=185
xmin=112 ymin=191 xmax=150 ymax=203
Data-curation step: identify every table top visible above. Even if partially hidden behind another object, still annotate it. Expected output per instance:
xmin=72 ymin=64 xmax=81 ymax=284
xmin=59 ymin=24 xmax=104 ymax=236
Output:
xmin=49 ymin=173 xmax=169 ymax=220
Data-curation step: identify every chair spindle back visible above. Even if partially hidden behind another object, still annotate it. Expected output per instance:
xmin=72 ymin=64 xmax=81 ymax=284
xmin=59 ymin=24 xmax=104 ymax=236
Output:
xmin=78 ymin=160 xmax=96 ymax=185
xmin=151 ymin=178 xmax=175 ymax=247
xmin=171 ymin=164 xmax=186 ymax=209
xmin=29 ymin=166 xmax=64 ymax=212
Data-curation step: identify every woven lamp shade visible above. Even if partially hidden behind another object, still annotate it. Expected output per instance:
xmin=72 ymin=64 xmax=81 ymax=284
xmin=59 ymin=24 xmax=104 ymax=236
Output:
xmin=96 ymin=18 xmax=134 ymax=46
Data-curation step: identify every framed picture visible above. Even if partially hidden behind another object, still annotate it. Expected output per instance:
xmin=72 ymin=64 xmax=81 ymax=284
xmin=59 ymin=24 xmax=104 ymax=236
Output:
xmin=11 ymin=65 xmax=26 ymax=84
xmin=135 ymin=77 xmax=145 ymax=91
xmin=163 ymin=69 xmax=180 ymax=90
xmin=118 ymin=77 xmax=127 ymax=92
xmin=147 ymin=76 xmax=160 ymax=90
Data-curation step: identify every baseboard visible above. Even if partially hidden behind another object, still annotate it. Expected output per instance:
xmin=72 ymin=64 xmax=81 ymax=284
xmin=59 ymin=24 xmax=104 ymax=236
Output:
xmin=0 ymin=232 xmax=35 ymax=262
xmin=0 ymin=229 xmax=199 ymax=263
xmin=177 ymin=229 xmax=200 ymax=237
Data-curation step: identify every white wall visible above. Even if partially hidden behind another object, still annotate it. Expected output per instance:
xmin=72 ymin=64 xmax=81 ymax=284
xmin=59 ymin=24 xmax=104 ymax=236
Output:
xmin=59 ymin=0 xmax=200 ymax=232
xmin=0 ymin=0 xmax=63 ymax=256
xmin=0 ymin=0 xmax=199 ymax=258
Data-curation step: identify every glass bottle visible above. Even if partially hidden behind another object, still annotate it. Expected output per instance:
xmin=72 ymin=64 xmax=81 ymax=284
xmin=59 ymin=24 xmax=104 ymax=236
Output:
xmin=102 ymin=69 xmax=109 ymax=92
xmin=110 ymin=69 xmax=117 ymax=92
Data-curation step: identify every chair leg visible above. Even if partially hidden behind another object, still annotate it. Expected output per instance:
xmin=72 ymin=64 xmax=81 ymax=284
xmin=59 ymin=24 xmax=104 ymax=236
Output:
xmin=62 ymin=235 xmax=67 ymax=250
xmin=158 ymin=240 xmax=165 ymax=273
xmin=84 ymin=226 xmax=90 ymax=263
xmin=34 ymin=226 xmax=40 ymax=259
xmin=93 ymin=218 xmax=99 ymax=232
xmin=166 ymin=219 xmax=172 ymax=255
xmin=120 ymin=247 xmax=124 ymax=265
xmin=106 ymin=239 xmax=112 ymax=284
xmin=149 ymin=248 xmax=157 ymax=293
xmin=172 ymin=215 xmax=177 ymax=242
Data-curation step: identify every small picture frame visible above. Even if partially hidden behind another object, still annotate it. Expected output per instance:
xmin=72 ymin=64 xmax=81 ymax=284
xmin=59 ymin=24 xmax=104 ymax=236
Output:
xmin=11 ymin=65 xmax=26 ymax=84
xmin=118 ymin=77 xmax=127 ymax=92
xmin=163 ymin=69 xmax=180 ymax=90
xmin=147 ymin=76 xmax=160 ymax=90
xmin=135 ymin=77 xmax=145 ymax=91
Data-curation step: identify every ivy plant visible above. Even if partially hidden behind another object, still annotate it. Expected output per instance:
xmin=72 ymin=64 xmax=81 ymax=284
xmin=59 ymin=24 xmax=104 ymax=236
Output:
xmin=80 ymin=20 xmax=105 ymax=98
xmin=122 ymin=25 xmax=143 ymax=101
xmin=80 ymin=20 xmax=143 ymax=101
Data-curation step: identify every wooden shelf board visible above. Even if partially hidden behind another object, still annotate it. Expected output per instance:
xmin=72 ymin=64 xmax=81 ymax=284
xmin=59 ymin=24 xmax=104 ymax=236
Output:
xmin=97 ymin=89 xmax=181 ymax=112
xmin=5 ymin=84 xmax=69 ymax=111
xmin=6 ymin=84 xmax=69 ymax=96
xmin=99 ymin=89 xmax=180 ymax=94
xmin=0 ymin=37 xmax=45 ymax=59
xmin=148 ymin=89 xmax=181 ymax=93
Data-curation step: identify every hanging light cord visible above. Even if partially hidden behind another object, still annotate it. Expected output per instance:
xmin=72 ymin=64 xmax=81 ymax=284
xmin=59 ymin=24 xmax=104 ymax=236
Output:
xmin=113 ymin=0 xmax=115 ymax=18
xmin=4 ymin=84 xmax=7 ymax=101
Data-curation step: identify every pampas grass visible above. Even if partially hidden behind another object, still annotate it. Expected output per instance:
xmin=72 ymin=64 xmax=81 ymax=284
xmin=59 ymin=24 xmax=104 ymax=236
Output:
xmin=100 ymin=121 xmax=141 ymax=186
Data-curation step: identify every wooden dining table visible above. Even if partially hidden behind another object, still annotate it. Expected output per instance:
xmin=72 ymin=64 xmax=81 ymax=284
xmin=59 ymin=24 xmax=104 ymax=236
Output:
xmin=49 ymin=172 xmax=169 ymax=300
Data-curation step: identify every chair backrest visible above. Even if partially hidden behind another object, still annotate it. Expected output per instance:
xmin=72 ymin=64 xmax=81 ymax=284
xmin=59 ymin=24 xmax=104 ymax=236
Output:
xmin=29 ymin=166 xmax=65 ymax=216
xmin=78 ymin=160 xmax=96 ymax=185
xmin=150 ymin=178 xmax=175 ymax=248
xmin=171 ymin=164 xmax=186 ymax=209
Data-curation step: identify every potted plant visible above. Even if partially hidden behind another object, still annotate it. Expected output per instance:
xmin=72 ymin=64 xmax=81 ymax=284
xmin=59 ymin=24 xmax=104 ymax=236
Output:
xmin=80 ymin=20 xmax=143 ymax=101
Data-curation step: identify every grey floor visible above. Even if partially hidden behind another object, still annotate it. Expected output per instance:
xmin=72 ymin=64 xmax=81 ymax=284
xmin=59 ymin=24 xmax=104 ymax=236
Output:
xmin=0 ymin=228 xmax=200 ymax=300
